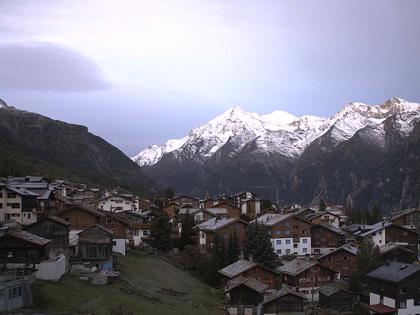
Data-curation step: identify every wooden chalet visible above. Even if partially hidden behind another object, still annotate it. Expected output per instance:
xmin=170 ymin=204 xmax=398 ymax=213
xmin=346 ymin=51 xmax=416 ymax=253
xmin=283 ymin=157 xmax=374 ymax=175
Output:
xmin=317 ymin=244 xmax=358 ymax=278
xmin=218 ymin=259 xmax=280 ymax=290
xmin=0 ymin=230 xmax=50 ymax=266
xmin=378 ymin=243 xmax=415 ymax=264
xmin=276 ymin=259 xmax=337 ymax=302
xmin=318 ymin=283 xmax=354 ymax=311
xmin=224 ymin=276 xmax=268 ymax=315
xmin=169 ymin=195 xmax=199 ymax=208
xmin=24 ymin=216 xmax=70 ymax=261
xmin=211 ymin=201 xmax=241 ymax=219
xmin=196 ymin=217 xmax=248 ymax=253
xmin=311 ymin=223 xmax=346 ymax=256
xmin=57 ymin=205 xmax=104 ymax=230
xmin=263 ymin=289 xmax=305 ymax=314
xmin=77 ymin=224 xmax=113 ymax=269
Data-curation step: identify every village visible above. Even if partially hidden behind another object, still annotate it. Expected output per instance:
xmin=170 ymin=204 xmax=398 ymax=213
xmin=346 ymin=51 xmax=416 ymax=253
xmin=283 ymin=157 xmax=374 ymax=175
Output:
xmin=0 ymin=175 xmax=419 ymax=315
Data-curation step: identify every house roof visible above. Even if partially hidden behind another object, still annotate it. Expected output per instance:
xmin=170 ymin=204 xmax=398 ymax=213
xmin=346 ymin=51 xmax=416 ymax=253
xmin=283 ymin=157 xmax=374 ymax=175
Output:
xmin=170 ymin=195 xmax=199 ymax=201
xmin=313 ymin=223 xmax=346 ymax=235
xmin=379 ymin=242 xmax=415 ymax=255
xmin=357 ymin=221 xmax=418 ymax=238
xmin=276 ymin=259 xmax=318 ymax=276
xmin=6 ymin=186 xmax=39 ymax=197
xmin=366 ymin=304 xmax=397 ymax=314
xmin=59 ymin=205 xmax=105 ymax=218
xmin=7 ymin=230 xmax=50 ymax=246
xmin=196 ymin=217 xmax=247 ymax=232
xmin=96 ymin=193 xmax=133 ymax=203
xmin=218 ymin=259 xmax=258 ymax=278
xmin=391 ymin=208 xmax=420 ymax=221
xmin=308 ymin=211 xmax=340 ymax=220
xmin=79 ymin=224 xmax=114 ymax=236
xmin=318 ymin=284 xmax=352 ymax=297
xmin=252 ymin=213 xmax=294 ymax=227
xmin=27 ymin=215 xmax=71 ymax=227
xmin=366 ymin=261 xmax=420 ymax=284
xmin=318 ymin=244 xmax=358 ymax=260
xmin=224 ymin=276 xmax=268 ymax=295
xmin=263 ymin=288 xmax=305 ymax=304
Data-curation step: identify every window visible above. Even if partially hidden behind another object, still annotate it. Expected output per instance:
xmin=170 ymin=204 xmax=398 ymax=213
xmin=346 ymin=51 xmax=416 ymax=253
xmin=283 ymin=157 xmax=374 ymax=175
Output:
xmin=286 ymin=249 xmax=291 ymax=254
xmin=400 ymin=301 xmax=406 ymax=309
xmin=284 ymin=230 xmax=290 ymax=235
xmin=7 ymin=193 xmax=16 ymax=198
xmin=27 ymin=213 xmax=31 ymax=219
xmin=115 ymin=200 xmax=123 ymax=203
xmin=112 ymin=241 xmax=117 ymax=246
xmin=303 ymin=248 xmax=307 ymax=253
xmin=143 ymin=230 xmax=149 ymax=236
xmin=0 ymin=193 xmax=2 ymax=198
xmin=294 ymin=244 xmax=298 ymax=248
xmin=107 ymin=218 xmax=113 ymax=224
xmin=0 ymin=204 xmax=2 ymax=209
xmin=302 ymin=239 xmax=307 ymax=244
xmin=285 ymin=239 xmax=291 ymax=244
xmin=276 ymin=249 xmax=282 ymax=254
xmin=276 ymin=240 xmax=281 ymax=245
xmin=18 ymin=287 xmax=22 ymax=297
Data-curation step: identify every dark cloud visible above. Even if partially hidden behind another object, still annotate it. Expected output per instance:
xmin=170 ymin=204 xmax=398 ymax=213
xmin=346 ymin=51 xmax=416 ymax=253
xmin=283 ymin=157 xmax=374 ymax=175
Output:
xmin=0 ymin=42 xmax=110 ymax=91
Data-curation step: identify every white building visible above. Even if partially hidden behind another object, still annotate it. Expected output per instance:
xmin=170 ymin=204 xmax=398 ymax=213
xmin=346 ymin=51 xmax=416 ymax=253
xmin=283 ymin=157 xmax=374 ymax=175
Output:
xmin=252 ymin=214 xmax=311 ymax=257
xmin=0 ymin=185 xmax=38 ymax=225
xmin=96 ymin=194 xmax=134 ymax=212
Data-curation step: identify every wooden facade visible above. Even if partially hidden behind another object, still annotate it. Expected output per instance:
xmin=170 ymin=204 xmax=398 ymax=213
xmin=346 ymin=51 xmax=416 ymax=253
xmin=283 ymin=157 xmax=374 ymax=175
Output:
xmin=211 ymin=202 xmax=241 ymax=219
xmin=0 ymin=231 xmax=49 ymax=265
xmin=57 ymin=205 xmax=103 ymax=230
xmin=318 ymin=246 xmax=357 ymax=278
xmin=24 ymin=216 xmax=70 ymax=258
xmin=318 ymin=286 xmax=354 ymax=311
xmin=311 ymin=224 xmax=346 ymax=255
xmin=263 ymin=291 xmax=305 ymax=313
xmin=78 ymin=225 xmax=113 ymax=261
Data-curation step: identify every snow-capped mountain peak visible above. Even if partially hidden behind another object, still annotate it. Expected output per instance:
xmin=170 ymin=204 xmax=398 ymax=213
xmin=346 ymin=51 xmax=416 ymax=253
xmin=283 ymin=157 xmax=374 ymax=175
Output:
xmin=132 ymin=98 xmax=420 ymax=167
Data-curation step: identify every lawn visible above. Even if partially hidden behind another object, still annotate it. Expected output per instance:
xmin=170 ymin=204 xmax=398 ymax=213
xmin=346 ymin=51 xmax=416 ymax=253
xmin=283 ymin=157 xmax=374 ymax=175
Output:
xmin=34 ymin=251 xmax=223 ymax=315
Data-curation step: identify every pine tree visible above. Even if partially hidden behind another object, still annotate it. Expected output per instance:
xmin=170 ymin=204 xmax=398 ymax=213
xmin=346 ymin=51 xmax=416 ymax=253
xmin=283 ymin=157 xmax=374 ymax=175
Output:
xmin=370 ymin=204 xmax=381 ymax=223
xmin=150 ymin=212 xmax=172 ymax=251
xmin=349 ymin=238 xmax=382 ymax=294
xmin=243 ymin=222 xmax=277 ymax=269
xmin=179 ymin=211 xmax=194 ymax=249
xmin=227 ymin=231 xmax=240 ymax=264
xmin=319 ymin=199 xmax=326 ymax=211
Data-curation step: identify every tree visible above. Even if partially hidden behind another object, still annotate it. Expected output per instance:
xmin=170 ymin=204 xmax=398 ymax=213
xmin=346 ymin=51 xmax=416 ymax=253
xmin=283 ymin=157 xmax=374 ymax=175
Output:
xmin=349 ymin=238 xmax=382 ymax=294
xmin=164 ymin=187 xmax=175 ymax=200
xmin=370 ymin=204 xmax=381 ymax=224
xmin=319 ymin=199 xmax=326 ymax=211
xmin=179 ymin=211 xmax=194 ymax=249
xmin=227 ymin=231 xmax=240 ymax=264
xmin=243 ymin=222 xmax=278 ymax=269
xmin=150 ymin=212 xmax=172 ymax=251
xmin=261 ymin=199 xmax=273 ymax=211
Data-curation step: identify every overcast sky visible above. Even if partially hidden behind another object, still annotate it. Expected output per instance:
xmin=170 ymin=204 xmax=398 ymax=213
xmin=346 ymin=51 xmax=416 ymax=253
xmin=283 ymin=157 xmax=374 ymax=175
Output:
xmin=1 ymin=0 xmax=420 ymax=156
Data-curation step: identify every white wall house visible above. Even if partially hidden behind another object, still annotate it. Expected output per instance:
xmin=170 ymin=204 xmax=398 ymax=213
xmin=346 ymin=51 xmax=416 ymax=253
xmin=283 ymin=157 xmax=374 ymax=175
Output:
xmin=0 ymin=186 xmax=38 ymax=225
xmin=253 ymin=214 xmax=311 ymax=257
xmin=112 ymin=238 xmax=127 ymax=256
xmin=97 ymin=194 xmax=134 ymax=212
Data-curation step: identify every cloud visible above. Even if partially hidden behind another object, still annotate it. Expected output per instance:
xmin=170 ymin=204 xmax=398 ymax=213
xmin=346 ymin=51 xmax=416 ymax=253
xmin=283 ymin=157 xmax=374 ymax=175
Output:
xmin=0 ymin=42 xmax=110 ymax=91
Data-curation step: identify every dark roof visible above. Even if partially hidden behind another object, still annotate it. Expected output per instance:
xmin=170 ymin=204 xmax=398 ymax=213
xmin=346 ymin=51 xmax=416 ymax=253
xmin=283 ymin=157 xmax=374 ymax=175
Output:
xmin=276 ymin=259 xmax=318 ymax=276
xmin=318 ymin=285 xmax=352 ymax=297
xmin=224 ymin=276 xmax=268 ymax=294
xmin=26 ymin=216 xmax=71 ymax=227
xmin=263 ymin=288 xmax=305 ymax=304
xmin=7 ymin=230 xmax=50 ymax=246
xmin=218 ymin=259 xmax=258 ymax=278
xmin=79 ymin=224 xmax=113 ymax=235
xmin=379 ymin=243 xmax=415 ymax=255
xmin=366 ymin=261 xmax=420 ymax=284
xmin=318 ymin=244 xmax=358 ymax=260
xmin=366 ymin=304 xmax=397 ymax=314
xmin=391 ymin=208 xmax=420 ymax=221
xmin=313 ymin=223 xmax=346 ymax=235
xmin=59 ymin=205 xmax=105 ymax=217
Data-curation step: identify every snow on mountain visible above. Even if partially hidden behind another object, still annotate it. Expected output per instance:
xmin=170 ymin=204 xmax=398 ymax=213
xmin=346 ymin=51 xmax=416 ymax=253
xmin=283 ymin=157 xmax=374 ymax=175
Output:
xmin=133 ymin=98 xmax=420 ymax=166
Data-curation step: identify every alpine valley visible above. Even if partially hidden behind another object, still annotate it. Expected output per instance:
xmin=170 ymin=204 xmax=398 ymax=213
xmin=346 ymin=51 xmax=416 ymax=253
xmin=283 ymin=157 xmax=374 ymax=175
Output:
xmin=133 ymin=97 xmax=420 ymax=212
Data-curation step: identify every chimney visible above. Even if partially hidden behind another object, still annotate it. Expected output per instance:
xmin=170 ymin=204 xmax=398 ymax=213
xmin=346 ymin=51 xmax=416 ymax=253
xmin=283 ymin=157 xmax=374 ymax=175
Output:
xmin=239 ymin=251 xmax=244 ymax=260
xmin=249 ymin=254 xmax=254 ymax=263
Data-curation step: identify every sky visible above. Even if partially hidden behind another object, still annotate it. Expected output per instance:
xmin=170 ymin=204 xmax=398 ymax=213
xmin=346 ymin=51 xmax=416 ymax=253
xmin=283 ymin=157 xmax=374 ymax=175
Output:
xmin=1 ymin=0 xmax=420 ymax=156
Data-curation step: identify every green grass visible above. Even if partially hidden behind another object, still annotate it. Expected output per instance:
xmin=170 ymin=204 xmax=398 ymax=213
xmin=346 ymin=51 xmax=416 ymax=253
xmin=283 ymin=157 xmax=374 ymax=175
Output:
xmin=34 ymin=252 xmax=222 ymax=315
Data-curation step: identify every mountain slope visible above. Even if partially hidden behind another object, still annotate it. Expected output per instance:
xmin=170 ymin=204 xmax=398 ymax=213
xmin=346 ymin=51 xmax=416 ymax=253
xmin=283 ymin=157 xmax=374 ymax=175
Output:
xmin=134 ymin=97 xmax=420 ymax=210
xmin=0 ymin=100 xmax=153 ymax=195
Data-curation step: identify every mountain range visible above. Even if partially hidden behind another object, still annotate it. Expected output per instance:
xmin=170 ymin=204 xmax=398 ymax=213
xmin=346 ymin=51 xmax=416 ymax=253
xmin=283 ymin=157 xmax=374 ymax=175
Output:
xmin=0 ymin=99 xmax=153 ymax=195
xmin=133 ymin=97 xmax=420 ymax=212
